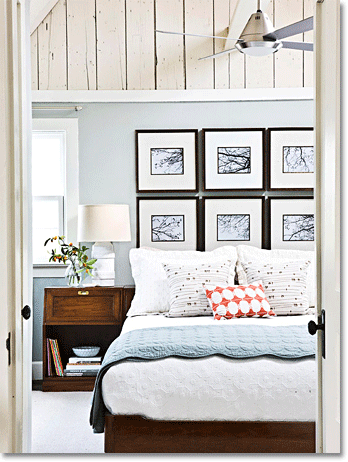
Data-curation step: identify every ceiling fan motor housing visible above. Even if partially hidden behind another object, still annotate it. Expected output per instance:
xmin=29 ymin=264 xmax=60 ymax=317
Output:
xmin=235 ymin=11 xmax=283 ymax=56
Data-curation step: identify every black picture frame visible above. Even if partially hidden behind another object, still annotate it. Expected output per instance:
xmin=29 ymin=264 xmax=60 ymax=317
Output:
xmin=267 ymin=127 xmax=314 ymax=192
xmin=136 ymin=197 xmax=199 ymax=249
xmin=202 ymin=196 xmax=266 ymax=250
xmin=136 ymin=129 xmax=199 ymax=193
xmin=202 ymin=128 xmax=267 ymax=192
xmin=268 ymin=196 xmax=315 ymax=250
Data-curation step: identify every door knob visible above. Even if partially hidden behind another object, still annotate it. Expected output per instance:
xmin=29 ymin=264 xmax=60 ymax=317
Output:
xmin=308 ymin=320 xmax=324 ymax=335
xmin=308 ymin=309 xmax=325 ymax=358
xmin=21 ymin=305 xmax=31 ymax=320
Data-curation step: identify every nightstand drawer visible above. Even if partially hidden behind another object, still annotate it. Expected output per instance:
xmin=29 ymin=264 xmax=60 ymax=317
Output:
xmin=44 ymin=287 xmax=122 ymax=324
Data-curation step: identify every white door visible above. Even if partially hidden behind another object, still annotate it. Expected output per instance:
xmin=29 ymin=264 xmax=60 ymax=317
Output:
xmin=315 ymin=0 xmax=340 ymax=454
xmin=0 ymin=0 xmax=32 ymax=453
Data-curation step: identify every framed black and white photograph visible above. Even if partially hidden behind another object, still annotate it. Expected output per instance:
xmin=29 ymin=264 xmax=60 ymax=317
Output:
xmin=204 ymin=197 xmax=263 ymax=250
xmin=269 ymin=128 xmax=314 ymax=190
xmin=270 ymin=197 xmax=315 ymax=250
xmin=137 ymin=198 xmax=198 ymax=250
xmin=151 ymin=148 xmax=184 ymax=175
xmin=136 ymin=130 xmax=198 ymax=192
xmin=203 ymin=129 xmax=265 ymax=191
xmin=217 ymin=214 xmax=250 ymax=241
xmin=151 ymin=215 xmax=185 ymax=242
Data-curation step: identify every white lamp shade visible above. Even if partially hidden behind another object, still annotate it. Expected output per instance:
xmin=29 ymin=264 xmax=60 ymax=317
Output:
xmin=78 ymin=204 xmax=131 ymax=242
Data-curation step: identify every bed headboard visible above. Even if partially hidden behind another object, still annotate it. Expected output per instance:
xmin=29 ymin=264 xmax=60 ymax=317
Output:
xmin=122 ymin=286 xmax=135 ymax=322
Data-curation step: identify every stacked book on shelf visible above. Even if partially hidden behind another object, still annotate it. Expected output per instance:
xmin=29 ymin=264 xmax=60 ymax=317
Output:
xmin=64 ymin=356 xmax=102 ymax=377
xmin=47 ymin=338 xmax=64 ymax=377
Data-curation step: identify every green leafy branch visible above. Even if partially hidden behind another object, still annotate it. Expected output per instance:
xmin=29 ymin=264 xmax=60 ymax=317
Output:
xmin=44 ymin=235 xmax=97 ymax=284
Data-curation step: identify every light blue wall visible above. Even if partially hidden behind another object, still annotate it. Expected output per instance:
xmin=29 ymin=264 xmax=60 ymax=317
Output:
xmin=32 ymin=99 xmax=314 ymax=361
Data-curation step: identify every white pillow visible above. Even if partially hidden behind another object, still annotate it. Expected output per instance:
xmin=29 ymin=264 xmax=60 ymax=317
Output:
xmin=127 ymin=246 xmax=238 ymax=316
xmin=241 ymin=260 xmax=310 ymax=315
xmin=164 ymin=260 xmax=231 ymax=317
xmin=236 ymin=245 xmax=316 ymax=307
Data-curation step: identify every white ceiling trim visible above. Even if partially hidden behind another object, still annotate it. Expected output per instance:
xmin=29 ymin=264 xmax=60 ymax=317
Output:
xmin=31 ymin=88 xmax=314 ymax=103
xmin=30 ymin=0 xmax=60 ymax=34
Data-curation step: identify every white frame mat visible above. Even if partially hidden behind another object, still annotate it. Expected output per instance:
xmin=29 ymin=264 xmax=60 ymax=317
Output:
xmin=204 ymin=198 xmax=263 ymax=251
xmin=270 ymin=198 xmax=315 ymax=250
xmin=204 ymin=129 xmax=264 ymax=191
xmin=136 ymin=130 xmax=198 ymax=192
xmin=137 ymin=198 xmax=198 ymax=250
xmin=270 ymin=128 xmax=314 ymax=190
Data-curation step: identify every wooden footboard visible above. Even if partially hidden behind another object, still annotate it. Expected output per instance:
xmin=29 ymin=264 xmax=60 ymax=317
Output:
xmin=104 ymin=414 xmax=315 ymax=453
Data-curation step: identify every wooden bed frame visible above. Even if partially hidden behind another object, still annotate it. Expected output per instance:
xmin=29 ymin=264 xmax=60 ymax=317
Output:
xmin=102 ymin=287 xmax=316 ymax=453
xmin=104 ymin=414 xmax=315 ymax=453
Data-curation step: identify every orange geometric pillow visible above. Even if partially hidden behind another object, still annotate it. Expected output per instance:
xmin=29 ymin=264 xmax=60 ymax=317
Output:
xmin=204 ymin=281 xmax=276 ymax=320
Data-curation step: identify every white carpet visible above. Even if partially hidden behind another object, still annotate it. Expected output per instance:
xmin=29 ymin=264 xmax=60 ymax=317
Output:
xmin=31 ymin=391 xmax=104 ymax=454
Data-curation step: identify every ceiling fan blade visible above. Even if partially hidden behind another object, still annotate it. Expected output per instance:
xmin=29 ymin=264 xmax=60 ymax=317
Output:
xmin=198 ymin=47 xmax=238 ymax=61
xmin=264 ymin=16 xmax=313 ymax=41
xmin=282 ymin=41 xmax=313 ymax=52
xmin=155 ymin=30 xmax=239 ymax=41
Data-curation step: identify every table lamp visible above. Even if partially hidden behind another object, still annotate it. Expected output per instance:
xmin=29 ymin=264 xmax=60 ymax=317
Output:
xmin=78 ymin=204 xmax=131 ymax=286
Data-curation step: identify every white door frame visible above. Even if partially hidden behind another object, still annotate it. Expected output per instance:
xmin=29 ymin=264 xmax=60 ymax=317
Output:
xmin=315 ymin=0 xmax=340 ymax=454
xmin=0 ymin=0 xmax=32 ymax=453
xmin=19 ymin=0 xmax=34 ymax=453
xmin=0 ymin=0 xmax=14 ymax=452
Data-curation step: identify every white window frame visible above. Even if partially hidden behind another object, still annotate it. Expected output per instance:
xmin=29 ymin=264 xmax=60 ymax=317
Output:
xmin=32 ymin=118 xmax=79 ymax=277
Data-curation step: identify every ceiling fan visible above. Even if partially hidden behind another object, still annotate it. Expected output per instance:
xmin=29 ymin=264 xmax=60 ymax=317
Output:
xmin=156 ymin=0 xmax=313 ymax=60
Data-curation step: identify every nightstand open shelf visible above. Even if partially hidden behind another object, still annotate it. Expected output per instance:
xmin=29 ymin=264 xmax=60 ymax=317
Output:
xmin=42 ymin=286 xmax=133 ymax=392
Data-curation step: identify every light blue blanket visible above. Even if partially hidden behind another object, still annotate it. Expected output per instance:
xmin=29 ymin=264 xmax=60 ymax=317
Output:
xmin=90 ymin=324 xmax=315 ymax=433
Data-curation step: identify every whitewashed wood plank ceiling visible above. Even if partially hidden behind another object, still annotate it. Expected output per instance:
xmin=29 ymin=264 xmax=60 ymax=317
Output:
xmin=31 ymin=0 xmax=314 ymax=90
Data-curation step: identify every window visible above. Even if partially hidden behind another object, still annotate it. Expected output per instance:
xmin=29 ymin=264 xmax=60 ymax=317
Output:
xmin=32 ymin=119 xmax=79 ymax=269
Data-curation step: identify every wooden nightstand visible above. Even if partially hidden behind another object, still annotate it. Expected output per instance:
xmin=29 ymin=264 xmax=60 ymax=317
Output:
xmin=42 ymin=286 xmax=134 ymax=392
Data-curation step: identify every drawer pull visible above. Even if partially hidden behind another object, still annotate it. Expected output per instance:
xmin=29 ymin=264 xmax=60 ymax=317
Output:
xmin=78 ymin=290 xmax=89 ymax=296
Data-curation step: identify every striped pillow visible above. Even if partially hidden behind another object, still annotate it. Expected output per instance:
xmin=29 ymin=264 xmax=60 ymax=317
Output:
xmin=163 ymin=260 xmax=231 ymax=317
xmin=241 ymin=260 xmax=310 ymax=315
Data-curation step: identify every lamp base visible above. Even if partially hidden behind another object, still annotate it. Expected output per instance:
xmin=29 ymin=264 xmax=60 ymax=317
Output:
xmin=91 ymin=242 xmax=115 ymax=286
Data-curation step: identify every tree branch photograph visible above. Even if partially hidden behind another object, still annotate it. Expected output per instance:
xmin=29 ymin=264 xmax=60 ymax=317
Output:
xmin=151 ymin=148 xmax=184 ymax=175
xmin=151 ymin=215 xmax=185 ymax=242
xmin=282 ymin=215 xmax=315 ymax=241
xmin=283 ymin=146 xmax=314 ymax=173
xmin=217 ymin=147 xmax=251 ymax=174
xmin=217 ymin=214 xmax=250 ymax=241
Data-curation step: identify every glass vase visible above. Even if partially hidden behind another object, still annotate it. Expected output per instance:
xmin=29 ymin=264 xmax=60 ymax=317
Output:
xmin=65 ymin=263 xmax=82 ymax=287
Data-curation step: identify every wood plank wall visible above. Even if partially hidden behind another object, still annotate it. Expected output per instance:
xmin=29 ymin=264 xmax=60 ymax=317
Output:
xmin=31 ymin=0 xmax=314 ymax=91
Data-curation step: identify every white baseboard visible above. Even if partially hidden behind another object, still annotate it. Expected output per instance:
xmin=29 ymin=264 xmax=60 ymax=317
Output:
xmin=32 ymin=361 xmax=43 ymax=381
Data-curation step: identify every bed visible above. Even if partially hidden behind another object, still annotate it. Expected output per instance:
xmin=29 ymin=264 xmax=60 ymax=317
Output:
xmin=89 ymin=246 xmax=317 ymax=453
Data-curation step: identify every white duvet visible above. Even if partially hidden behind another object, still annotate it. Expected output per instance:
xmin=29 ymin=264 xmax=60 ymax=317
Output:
xmin=101 ymin=314 xmax=316 ymax=421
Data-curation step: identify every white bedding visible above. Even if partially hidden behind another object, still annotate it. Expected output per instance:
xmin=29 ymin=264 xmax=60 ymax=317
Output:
xmin=102 ymin=314 xmax=316 ymax=422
